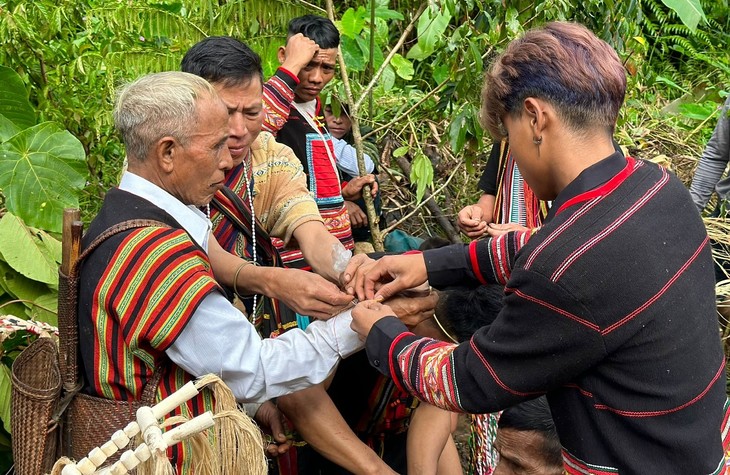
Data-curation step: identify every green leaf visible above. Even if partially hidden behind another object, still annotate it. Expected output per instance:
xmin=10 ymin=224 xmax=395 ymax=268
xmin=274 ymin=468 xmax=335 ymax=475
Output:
xmin=660 ymin=0 xmax=706 ymax=32
xmin=678 ymin=102 xmax=716 ymax=121
xmin=340 ymin=36 xmax=366 ymax=72
xmin=374 ymin=3 xmax=404 ymax=21
xmin=0 ymin=66 xmax=35 ymax=131
xmin=409 ymin=152 xmax=433 ymax=203
xmin=340 ymin=7 xmax=367 ymax=38
xmin=0 ymin=115 xmax=21 ymax=143
xmin=449 ymin=110 xmax=469 ymax=153
xmin=26 ymin=291 xmax=58 ymax=326
xmin=0 ymin=122 xmax=87 ymax=233
xmin=381 ymin=64 xmax=396 ymax=92
xmin=0 ymin=214 xmax=60 ymax=285
xmin=505 ymin=8 xmax=521 ymax=35
xmin=393 ymin=146 xmax=410 ymax=158
xmin=432 ymin=64 xmax=449 ymax=85
xmin=391 ymin=54 xmax=414 ymax=80
xmin=406 ymin=8 xmax=451 ymax=61
xmin=0 ymin=365 xmax=11 ymax=434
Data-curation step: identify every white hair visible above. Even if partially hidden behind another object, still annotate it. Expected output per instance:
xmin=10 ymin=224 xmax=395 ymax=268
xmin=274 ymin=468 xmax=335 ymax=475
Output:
xmin=113 ymin=71 xmax=217 ymax=161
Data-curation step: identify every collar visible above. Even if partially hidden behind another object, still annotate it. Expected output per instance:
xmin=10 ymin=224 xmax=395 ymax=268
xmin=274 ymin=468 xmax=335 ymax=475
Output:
xmin=546 ymin=151 xmax=631 ymax=221
xmin=118 ymin=171 xmax=211 ymax=250
xmin=295 ymin=99 xmax=318 ymax=117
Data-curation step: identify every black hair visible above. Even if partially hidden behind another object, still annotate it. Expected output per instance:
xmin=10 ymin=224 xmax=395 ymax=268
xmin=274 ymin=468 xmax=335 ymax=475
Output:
xmin=436 ymin=285 xmax=504 ymax=342
xmin=499 ymin=397 xmax=563 ymax=467
xmin=181 ymin=36 xmax=263 ymax=88
xmin=288 ymin=14 xmax=340 ymax=49
xmin=419 ymin=236 xmax=451 ymax=250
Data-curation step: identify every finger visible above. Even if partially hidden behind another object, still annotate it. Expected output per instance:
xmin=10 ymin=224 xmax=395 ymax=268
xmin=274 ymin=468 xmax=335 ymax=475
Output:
xmin=373 ymin=280 xmax=400 ymax=301
xmin=277 ymin=441 xmax=293 ymax=455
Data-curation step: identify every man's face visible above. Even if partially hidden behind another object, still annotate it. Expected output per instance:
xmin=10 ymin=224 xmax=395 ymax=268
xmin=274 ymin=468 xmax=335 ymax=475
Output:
xmin=324 ymin=105 xmax=351 ymax=139
xmin=294 ymin=48 xmax=337 ymax=103
xmin=166 ymin=96 xmax=232 ymax=206
xmin=493 ymin=428 xmax=563 ymax=475
xmin=213 ymin=78 xmax=264 ymax=166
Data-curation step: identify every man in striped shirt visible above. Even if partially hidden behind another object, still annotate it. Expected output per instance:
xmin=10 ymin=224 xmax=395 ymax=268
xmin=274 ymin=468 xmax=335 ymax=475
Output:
xmin=262 ymin=15 xmax=377 ymax=269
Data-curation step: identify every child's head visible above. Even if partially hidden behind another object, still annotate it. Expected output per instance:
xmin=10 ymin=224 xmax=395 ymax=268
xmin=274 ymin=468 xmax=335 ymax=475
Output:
xmin=324 ymin=104 xmax=352 ymax=139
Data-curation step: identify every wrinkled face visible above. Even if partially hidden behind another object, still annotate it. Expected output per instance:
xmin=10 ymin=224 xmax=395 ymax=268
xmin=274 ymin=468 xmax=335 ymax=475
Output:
xmin=493 ymin=428 xmax=563 ymax=475
xmin=213 ymin=79 xmax=264 ymax=166
xmin=294 ymin=48 xmax=337 ymax=103
xmin=167 ymin=96 xmax=232 ymax=206
xmin=324 ymin=105 xmax=351 ymax=139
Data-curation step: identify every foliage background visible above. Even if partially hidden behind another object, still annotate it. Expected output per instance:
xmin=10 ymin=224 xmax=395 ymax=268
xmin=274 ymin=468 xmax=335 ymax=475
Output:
xmin=0 ymin=0 xmax=729 ymax=470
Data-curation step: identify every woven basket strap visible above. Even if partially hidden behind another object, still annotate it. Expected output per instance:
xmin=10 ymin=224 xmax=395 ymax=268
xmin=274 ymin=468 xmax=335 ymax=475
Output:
xmin=58 ymin=219 xmax=169 ymax=395
xmin=71 ymin=219 xmax=170 ymax=276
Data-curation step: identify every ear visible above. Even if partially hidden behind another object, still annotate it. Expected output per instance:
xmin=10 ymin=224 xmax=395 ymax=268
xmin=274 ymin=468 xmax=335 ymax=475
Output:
xmin=154 ymin=136 xmax=177 ymax=173
xmin=524 ymin=97 xmax=547 ymax=136
xmin=277 ymin=46 xmax=286 ymax=65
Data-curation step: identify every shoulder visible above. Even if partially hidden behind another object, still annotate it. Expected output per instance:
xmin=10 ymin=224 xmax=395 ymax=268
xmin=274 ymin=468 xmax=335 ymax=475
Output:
xmin=252 ymin=132 xmax=304 ymax=170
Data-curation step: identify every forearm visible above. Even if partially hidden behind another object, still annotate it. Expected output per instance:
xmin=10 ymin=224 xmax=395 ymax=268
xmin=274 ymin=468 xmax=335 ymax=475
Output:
xmin=277 ymin=385 xmax=394 ymax=475
xmin=168 ymin=293 xmax=362 ymax=403
xmin=690 ymin=99 xmax=730 ymax=211
xmin=293 ymin=221 xmax=345 ymax=282
xmin=425 ymin=231 xmax=531 ymax=288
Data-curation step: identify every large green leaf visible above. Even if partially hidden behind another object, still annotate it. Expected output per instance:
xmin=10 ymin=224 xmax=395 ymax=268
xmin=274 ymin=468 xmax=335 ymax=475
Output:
xmin=0 ymin=115 xmax=21 ymax=143
xmin=0 ymin=365 xmax=10 ymax=434
xmin=660 ymin=0 xmax=706 ymax=32
xmin=0 ymin=122 xmax=87 ymax=232
xmin=339 ymin=7 xmax=367 ymax=39
xmin=0 ymin=214 xmax=61 ymax=285
xmin=406 ymin=8 xmax=451 ymax=61
xmin=0 ymin=66 xmax=35 ymax=131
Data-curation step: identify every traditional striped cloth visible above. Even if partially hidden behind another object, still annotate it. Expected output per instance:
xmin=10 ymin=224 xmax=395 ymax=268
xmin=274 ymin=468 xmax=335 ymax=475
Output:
xmin=263 ymin=68 xmax=354 ymax=270
xmin=492 ymin=139 xmax=549 ymax=229
xmin=78 ymin=189 xmax=219 ymax=472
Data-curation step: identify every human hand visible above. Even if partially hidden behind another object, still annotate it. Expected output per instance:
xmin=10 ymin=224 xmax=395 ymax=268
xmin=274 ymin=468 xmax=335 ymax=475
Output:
xmin=341 ymin=253 xmax=376 ymax=293
xmin=279 ymin=33 xmax=319 ymax=75
xmin=341 ymin=174 xmax=378 ymax=201
xmin=272 ymin=268 xmax=354 ymax=320
xmin=385 ymin=290 xmax=439 ymax=329
xmin=254 ymin=401 xmax=293 ymax=457
xmin=344 ymin=200 xmax=368 ymax=228
xmin=457 ymin=204 xmax=489 ymax=238
xmin=486 ymin=222 xmax=530 ymax=237
xmin=351 ymin=299 xmax=396 ymax=338
xmin=344 ymin=253 xmax=428 ymax=301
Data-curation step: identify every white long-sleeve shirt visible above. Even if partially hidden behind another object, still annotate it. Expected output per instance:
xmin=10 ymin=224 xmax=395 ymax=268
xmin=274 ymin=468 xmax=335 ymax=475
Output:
xmin=119 ymin=172 xmax=362 ymax=403
xmin=331 ymin=136 xmax=375 ymax=176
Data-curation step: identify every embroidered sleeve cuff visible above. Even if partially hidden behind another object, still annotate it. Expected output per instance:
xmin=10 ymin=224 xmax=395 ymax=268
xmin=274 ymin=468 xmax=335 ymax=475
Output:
xmin=276 ymin=68 xmax=300 ymax=88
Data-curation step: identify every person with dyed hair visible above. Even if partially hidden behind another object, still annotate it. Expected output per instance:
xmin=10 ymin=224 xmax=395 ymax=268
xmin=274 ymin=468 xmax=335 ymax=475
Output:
xmin=344 ymin=22 xmax=730 ymax=473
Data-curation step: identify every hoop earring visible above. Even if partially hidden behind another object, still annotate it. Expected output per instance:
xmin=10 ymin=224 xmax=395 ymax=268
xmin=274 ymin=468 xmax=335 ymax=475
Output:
xmin=533 ymin=136 xmax=542 ymax=158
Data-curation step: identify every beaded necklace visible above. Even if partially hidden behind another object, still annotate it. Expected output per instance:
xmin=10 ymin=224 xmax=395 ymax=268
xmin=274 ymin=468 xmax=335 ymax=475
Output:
xmin=241 ymin=156 xmax=257 ymax=322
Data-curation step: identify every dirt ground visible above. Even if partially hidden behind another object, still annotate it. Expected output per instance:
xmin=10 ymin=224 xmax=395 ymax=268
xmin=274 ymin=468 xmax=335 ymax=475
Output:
xmin=454 ymin=414 xmax=473 ymax=469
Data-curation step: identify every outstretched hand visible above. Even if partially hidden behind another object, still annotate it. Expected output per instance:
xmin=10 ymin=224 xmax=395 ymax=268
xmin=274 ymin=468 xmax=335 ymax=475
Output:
xmin=486 ymin=222 xmax=531 ymax=237
xmin=351 ymin=299 xmax=396 ymax=338
xmin=342 ymin=253 xmax=428 ymax=301
xmin=272 ymin=268 xmax=353 ymax=320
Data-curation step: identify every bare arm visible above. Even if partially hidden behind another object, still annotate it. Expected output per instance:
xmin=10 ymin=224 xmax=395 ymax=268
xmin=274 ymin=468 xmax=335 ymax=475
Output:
xmin=292 ymin=220 xmax=347 ymax=283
